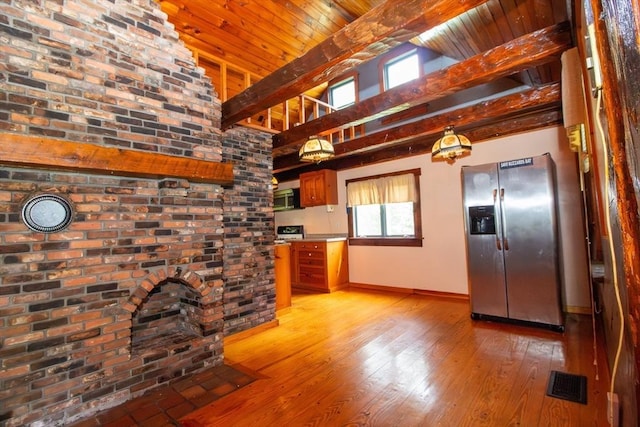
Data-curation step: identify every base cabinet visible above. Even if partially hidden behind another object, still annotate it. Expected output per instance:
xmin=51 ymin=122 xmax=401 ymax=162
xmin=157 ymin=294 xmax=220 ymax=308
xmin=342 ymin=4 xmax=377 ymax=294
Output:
xmin=290 ymin=240 xmax=348 ymax=292
xmin=274 ymin=244 xmax=292 ymax=310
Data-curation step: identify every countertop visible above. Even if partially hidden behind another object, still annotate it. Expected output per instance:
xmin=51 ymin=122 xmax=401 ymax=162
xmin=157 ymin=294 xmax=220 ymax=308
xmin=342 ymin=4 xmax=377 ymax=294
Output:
xmin=275 ymin=234 xmax=347 ymax=244
xmin=294 ymin=234 xmax=347 ymax=242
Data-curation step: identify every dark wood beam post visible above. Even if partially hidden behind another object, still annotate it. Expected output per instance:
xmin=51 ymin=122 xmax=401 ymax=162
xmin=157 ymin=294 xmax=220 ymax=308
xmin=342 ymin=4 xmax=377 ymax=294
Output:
xmin=590 ymin=0 xmax=640 ymax=417
xmin=221 ymin=0 xmax=489 ymax=129
xmin=0 ymin=133 xmax=235 ymax=187
xmin=273 ymin=22 xmax=572 ymax=153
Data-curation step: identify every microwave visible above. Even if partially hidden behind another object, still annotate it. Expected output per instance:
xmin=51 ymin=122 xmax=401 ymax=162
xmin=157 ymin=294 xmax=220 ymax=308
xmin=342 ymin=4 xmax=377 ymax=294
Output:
xmin=273 ymin=188 xmax=302 ymax=211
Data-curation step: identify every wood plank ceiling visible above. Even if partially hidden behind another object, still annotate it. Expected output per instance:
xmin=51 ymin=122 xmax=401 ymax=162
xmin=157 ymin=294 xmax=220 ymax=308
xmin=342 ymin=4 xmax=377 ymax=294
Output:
xmin=159 ymin=0 xmax=573 ymax=181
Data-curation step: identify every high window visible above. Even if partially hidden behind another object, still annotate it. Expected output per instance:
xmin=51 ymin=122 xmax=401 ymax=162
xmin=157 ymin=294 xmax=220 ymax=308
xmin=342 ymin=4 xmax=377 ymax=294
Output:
xmin=329 ymin=76 xmax=356 ymax=110
xmin=383 ymin=49 xmax=420 ymax=90
xmin=347 ymin=169 xmax=422 ymax=247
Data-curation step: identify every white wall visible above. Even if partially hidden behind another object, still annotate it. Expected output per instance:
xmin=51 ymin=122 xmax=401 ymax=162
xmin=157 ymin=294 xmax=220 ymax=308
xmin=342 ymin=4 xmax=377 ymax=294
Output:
xmin=275 ymin=125 xmax=592 ymax=310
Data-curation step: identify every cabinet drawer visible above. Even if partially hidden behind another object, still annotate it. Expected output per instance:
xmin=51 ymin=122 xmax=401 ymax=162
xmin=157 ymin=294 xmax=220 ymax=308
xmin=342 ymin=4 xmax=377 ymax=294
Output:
xmin=297 ymin=250 xmax=325 ymax=263
xmin=298 ymin=242 xmax=325 ymax=251
xmin=298 ymin=257 xmax=325 ymax=268
xmin=298 ymin=265 xmax=325 ymax=284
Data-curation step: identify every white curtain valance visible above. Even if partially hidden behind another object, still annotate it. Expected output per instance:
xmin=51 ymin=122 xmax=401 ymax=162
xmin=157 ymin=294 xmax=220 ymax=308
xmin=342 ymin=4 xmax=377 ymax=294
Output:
xmin=347 ymin=173 xmax=417 ymax=207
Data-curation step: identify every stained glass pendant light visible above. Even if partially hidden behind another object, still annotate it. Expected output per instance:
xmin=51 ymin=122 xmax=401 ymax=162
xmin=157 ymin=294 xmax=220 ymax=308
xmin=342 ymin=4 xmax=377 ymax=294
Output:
xmin=299 ymin=136 xmax=335 ymax=163
xmin=431 ymin=126 xmax=472 ymax=161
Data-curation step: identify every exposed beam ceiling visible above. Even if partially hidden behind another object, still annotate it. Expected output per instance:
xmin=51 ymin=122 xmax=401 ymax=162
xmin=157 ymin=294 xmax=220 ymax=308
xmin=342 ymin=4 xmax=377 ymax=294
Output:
xmin=161 ymin=0 xmax=573 ymax=180
xmin=220 ymin=0 xmax=490 ymax=129
xmin=274 ymin=83 xmax=562 ymax=173
xmin=272 ymin=22 xmax=571 ymax=154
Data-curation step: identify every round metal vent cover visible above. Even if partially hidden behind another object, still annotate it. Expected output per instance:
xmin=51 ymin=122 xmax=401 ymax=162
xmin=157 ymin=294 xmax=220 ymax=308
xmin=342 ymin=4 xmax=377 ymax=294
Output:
xmin=21 ymin=194 xmax=74 ymax=233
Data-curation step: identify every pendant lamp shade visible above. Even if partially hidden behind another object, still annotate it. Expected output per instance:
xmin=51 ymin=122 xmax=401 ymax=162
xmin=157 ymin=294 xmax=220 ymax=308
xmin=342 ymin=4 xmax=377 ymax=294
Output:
xmin=431 ymin=126 xmax=472 ymax=161
xmin=299 ymin=136 xmax=335 ymax=163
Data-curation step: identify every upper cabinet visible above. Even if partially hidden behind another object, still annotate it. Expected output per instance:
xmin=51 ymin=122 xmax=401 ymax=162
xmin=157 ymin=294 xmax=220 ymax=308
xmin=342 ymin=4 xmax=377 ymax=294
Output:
xmin=300 ymin=169 xmax=338 ymax=207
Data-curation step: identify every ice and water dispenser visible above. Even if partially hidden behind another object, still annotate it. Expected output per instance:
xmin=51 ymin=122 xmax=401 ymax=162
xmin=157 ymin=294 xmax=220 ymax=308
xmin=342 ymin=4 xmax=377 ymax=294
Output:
xmin=468 ymin=205 xmax=496 ymax=235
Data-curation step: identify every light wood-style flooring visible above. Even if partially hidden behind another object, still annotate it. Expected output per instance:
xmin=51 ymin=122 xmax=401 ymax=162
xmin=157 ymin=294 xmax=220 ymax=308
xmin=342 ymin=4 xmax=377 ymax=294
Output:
xmin=181 ymin=288 xmax=610 ymax=426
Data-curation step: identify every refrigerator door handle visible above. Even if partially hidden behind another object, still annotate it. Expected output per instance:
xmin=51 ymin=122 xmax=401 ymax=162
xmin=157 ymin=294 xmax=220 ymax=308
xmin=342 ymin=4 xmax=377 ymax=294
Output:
xmin=500 ymin=188 xmax=509 ymax=250
xmin=493 ymin=189 xmax=502 ymax=250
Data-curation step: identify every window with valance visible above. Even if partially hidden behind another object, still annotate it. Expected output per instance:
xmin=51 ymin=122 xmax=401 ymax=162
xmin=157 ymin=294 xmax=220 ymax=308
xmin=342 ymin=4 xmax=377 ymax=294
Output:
xmin=346 ymin=169 xmax=422 ymax=247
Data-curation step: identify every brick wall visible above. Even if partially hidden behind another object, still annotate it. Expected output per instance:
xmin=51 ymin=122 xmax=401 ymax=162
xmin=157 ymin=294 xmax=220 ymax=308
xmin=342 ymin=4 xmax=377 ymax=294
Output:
xmin=0 ymin=171 xmax=228 ymax=426
xmin=222 ymin=128 xmax=276 ymax=335
xmin=0 ymin=0 xmax=274 ymax=426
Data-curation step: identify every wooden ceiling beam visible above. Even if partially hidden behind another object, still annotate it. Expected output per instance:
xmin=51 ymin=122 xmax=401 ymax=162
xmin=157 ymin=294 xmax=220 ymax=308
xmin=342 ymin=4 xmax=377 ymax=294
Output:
xmin=275 ymin=109 xmax=563 ymax=181
xmin=332 ymin=109 xmax=563 ymax=171
xmin=273 ymin=83 xmax=561 ymax=172
xmin=273 ymin=21 xmax=571 ymax=153
xmin=221 ymin=0 xmax=490 ymax=129
xmin=0 ymin=134 xmax=234 ymax=187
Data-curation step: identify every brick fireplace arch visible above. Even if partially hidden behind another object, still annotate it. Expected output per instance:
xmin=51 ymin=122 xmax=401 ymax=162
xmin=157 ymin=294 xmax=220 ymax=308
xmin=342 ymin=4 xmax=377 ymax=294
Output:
xmin=122 ymin=267 xmax=223 ymax=394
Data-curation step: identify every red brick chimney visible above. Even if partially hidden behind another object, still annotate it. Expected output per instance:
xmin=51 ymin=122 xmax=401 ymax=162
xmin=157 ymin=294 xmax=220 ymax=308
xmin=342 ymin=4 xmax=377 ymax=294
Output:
xmin=0 ymin=1 xmax=275 ymax=425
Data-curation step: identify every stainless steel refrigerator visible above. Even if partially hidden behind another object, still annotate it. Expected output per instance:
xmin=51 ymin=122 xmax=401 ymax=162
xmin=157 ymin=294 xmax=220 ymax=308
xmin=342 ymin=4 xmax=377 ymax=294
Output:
xmin=461 ymin=153 xmax=564 ymax=331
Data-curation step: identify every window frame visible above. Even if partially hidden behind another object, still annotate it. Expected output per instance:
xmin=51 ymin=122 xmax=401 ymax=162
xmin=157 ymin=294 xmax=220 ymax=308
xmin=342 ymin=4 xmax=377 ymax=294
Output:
xmin=346 ymin=169 xmax=423 ymax=247
xmin=328 ymin=72 xmax=358 ymax=110
xmin=378 ymin=45 xmax=423 ymax=92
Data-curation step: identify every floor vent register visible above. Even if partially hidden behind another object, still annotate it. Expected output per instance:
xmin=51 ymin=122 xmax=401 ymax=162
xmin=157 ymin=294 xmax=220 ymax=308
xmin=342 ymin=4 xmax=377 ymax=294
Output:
xmin=546 ymin=370 xmax=587 ymax=404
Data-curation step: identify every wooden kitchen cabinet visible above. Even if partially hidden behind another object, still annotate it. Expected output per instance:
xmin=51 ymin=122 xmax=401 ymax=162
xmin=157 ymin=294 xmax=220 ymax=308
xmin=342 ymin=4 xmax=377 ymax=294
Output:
xmin=290 ymin=240 xmax=348 ymax=293
xmin=274 ymin=244 xmax=291 ymax=311
xmin=299 ymin=169 xmax=338 ymax=207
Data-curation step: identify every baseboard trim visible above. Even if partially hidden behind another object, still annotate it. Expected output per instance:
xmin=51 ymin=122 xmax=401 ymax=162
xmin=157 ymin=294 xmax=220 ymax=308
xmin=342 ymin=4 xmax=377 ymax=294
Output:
xmin=224 ymin=319 xmax=279 ymax=345
xmin=348 ymin=282 xmax=469 ymax=301
xmin=413 ymin=288 xmax=470 ymax=301
xmin=348 ymin=282 xmax=413 ymax=294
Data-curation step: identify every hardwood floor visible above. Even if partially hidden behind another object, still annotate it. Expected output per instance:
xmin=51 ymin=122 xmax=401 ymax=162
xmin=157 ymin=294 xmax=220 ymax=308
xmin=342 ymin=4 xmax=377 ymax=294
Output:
xmin=181 ymin=288 xmax=610 ymax=426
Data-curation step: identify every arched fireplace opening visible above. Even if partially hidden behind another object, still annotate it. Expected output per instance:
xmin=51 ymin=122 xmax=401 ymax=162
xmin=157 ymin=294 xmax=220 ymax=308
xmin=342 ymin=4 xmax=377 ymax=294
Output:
xmin=131 ymin=276 xmax=206 ymax=357
xmin=124 ymin=268 xmax=222 ymax=389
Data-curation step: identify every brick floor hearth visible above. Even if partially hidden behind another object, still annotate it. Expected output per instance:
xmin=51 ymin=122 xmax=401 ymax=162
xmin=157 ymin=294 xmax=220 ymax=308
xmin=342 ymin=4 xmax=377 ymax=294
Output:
xmin=69 ymin=364 xmax=256 ymax=427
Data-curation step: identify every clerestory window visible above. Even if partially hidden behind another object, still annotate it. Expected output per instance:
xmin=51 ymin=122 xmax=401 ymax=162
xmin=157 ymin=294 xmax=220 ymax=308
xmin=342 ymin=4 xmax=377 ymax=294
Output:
xmin=383 ymin=49 xmax=420 ymax=90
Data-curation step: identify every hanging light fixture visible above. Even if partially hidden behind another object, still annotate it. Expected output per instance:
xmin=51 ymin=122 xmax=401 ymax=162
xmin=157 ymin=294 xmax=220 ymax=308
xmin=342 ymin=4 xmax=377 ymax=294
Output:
xmin=271 ymin=175 xmax=279 ymax=190
xmin=431 ymin=125 xmax=472 ymax=161
xmin=299 ymin=136 xmax=335 ymax=163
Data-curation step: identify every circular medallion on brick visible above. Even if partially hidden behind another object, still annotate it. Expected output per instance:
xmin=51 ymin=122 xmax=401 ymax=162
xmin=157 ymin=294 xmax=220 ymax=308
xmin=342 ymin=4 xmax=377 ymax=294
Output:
xmin=21 ymin=194 xmax=74 ymax=233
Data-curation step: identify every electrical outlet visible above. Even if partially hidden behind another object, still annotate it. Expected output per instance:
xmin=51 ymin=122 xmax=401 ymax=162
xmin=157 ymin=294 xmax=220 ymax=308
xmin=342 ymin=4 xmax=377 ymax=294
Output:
xmin=326 ymin=205 xmax=335 ymax=213
xmin=607 ymin=392 xmax=619 ymax=427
